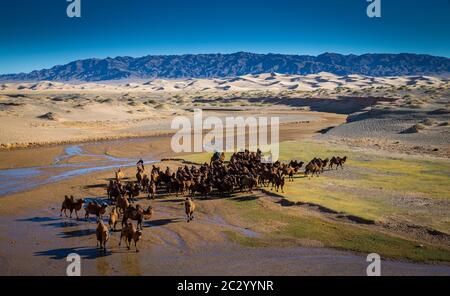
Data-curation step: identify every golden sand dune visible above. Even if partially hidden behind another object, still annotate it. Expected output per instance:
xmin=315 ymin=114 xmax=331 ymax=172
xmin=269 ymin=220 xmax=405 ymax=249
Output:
xmin=1 ymin=72 xmax=448 ymax=93
xmin=0 ymin=72 xmax=448 ymax=151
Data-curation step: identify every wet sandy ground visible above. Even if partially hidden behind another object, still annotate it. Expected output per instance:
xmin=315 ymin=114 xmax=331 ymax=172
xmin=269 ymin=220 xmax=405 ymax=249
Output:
xmin=1 ymin=111 xmax=449 ymax=276
xmin=2 ymin=198 xmax=450 ymax=276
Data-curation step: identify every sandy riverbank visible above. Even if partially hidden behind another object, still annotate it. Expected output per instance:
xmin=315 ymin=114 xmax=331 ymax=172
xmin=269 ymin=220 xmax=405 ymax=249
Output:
xmin=1 ymin=75 xmax=449 ymax=275
xmin=0 ymin=113 xmax=449 ymax=275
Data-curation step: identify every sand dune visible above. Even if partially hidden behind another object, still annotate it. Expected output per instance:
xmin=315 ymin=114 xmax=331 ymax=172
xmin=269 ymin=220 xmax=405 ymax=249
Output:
xmin=0 ymin=72 xmax=448 ymax=151
xmin=1 ymin=72 xmax=448 ymax=93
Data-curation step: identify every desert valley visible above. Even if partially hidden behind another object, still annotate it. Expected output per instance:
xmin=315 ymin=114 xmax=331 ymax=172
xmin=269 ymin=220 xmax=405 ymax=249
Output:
xmin=0 ymin=71 xmax=449 ymax=275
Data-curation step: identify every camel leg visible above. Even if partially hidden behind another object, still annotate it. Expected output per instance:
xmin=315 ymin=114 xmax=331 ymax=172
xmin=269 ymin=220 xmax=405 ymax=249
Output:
xmin=135 ymin=241 xmax=139 ymax=252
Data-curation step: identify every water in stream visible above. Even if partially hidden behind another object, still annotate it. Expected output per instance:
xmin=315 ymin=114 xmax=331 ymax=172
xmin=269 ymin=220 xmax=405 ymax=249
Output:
xmin=0 ymin=144 xmax=157 ymax=196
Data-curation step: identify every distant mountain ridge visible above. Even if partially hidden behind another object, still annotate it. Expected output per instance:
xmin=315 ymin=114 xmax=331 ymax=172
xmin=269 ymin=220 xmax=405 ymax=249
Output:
xmin=1 ymin=52 xmax=449 ymax=82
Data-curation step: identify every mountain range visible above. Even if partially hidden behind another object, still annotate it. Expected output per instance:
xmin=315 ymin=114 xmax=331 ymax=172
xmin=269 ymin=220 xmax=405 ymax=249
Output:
xmin=1 ymin=52 xmax=449 ymax=82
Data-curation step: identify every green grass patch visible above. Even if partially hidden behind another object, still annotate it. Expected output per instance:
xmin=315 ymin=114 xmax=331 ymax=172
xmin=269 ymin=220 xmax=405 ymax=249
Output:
xmin=222 ymin=230 xmax=269 ymax=248
xmin=223 ymin=198 xmax=450 ymax=263
xmin=278 ymin=140 xmax=450 ymax=231
xmin=280 ymin=177 xmax=388 ymax=221
xmin=184 ymin=139 xmax=450 ymax=234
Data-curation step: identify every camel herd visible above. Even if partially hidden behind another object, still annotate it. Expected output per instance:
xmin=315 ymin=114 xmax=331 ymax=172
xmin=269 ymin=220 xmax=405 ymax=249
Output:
xmin=60 ymin=150 xmax=347 ymax=253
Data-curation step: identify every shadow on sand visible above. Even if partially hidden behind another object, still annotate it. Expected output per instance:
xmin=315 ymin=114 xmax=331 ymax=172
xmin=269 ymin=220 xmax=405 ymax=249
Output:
xmin=16 ymin=216 xmax=60 ymax=223
xmin=58 ymin=228 xmax=96 ymax=239
xmin=16 ymin=216 xmax=82 ymax=228
xmin=83 ymin=183 xmax=107 ymax=189
xmin=231 ymin=195 xmax=259 ymax=202
xmin=34 ymin=246 xmax=111 ymax=260
xmin=145 ymin=218 xmax=182 ymax=227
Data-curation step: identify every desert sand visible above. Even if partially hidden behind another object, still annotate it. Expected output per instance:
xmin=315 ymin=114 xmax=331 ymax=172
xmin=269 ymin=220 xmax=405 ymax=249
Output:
xmin=1 ymin=72 xmax=448 ymax=151
xmin=1 ymin=120 xmax=449 ymax=276
xmin=0 ymin=73 xmax=449 ymax=275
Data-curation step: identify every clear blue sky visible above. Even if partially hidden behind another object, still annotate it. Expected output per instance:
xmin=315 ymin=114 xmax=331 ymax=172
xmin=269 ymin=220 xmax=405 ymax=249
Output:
xmin=0 ymin=0 xmax=449 ymax=74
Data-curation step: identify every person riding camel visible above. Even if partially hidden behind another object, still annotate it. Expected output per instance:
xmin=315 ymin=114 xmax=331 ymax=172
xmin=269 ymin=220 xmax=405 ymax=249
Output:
xmin=137 ymin=159 xmax=145 ymax=171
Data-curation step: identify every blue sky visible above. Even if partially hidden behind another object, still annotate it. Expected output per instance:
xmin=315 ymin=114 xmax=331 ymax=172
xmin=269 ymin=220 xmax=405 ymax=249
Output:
xmin=0 ymin=0 xmax=449 ymax=74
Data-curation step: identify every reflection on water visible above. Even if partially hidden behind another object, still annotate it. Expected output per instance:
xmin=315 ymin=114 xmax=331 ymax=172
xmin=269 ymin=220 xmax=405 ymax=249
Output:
xmin=0 ymin=143 xmax=157 ymax=197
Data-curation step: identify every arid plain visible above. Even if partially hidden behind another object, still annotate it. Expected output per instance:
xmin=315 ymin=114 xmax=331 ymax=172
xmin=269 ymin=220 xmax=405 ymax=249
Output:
xmin=0 ymin=73 xmax=449 ymax=275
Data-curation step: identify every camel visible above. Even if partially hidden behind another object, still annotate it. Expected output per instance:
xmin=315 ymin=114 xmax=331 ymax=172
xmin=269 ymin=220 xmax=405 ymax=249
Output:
xmin=147 ymin=180 xmax=156 ymax=199
xmin=107 ymin=180 xmax=124 ymax=201
xmin=305 ymin=162 xmax=320 ymax=178
xmin=60 ymin=195 xmax=84 ymax=219
xmin=191 ymin=181 xmax=213 ymax=199
xmin=122 ymin=204 xmax=153 ymax=230
xmin=115 ymin=168 xmax=125 ymax=182
xmin=210 ymin=152 xmax=225 ymax=165
xmin=281 ymin=165 xmax=296 ymax=182
xmin=141 ymin=174 xmax=150 ymax=191
xmin=125 ymin=182 xmax=140 ymax=201
xmin=136 ymin=169 xmax=143 ymax=185
xmin=329 ymin=156 xmax=347 ymax=170
xmin=185 ymin=197 xmax=195 ymax=222
xmin=108 ymin=207 xmax=119 ymax=231
xmin=271 ymin=174 xmax=285 ymax=193
xmin=116 ymin=195 xmax=130 ymax=214
xmin=321 ymin=158 xmax=330 ymax=172
xmin=96 ymin=219 xmax=109 ymax=252
xmin=119 ymin=222 xmax=142 ymax=252
xmin=84 ymin=202 xmax=107 ymax=221
xmin=337 ymin=156 xmax=347 ymax=169
xmin=240 ymin=175 xmax=258 ymax=193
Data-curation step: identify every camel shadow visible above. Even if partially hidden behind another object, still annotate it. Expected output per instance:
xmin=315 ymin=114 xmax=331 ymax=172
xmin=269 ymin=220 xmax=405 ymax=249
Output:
xmin=16 ymin=216 xmax=60 ymax=223
xmin=83 ymin=216 xmax=109 ymax=224
xmin=232 ymin=195 xmax=259 ymax=202
xmin=157 ymin=198 xmax=184 ymax=203
xmin=34 ymin=246 xmax=111 ymax=260
xmin=59 ymin=228 xmax=96 ymax=238
xmin=145 ymin=218 xmax=182 ymax=227
xmin=83 ymin=183 xmax=107 ymax=189
xmin=276 ymin=199 xmax=297 ymax=207
xmin=42 ymin=221 xmax=81 ymax=228
xmin=16 ymin=216 xmax=82 ymax=228
xmin=105 ymin=177 xmax=130 ymax=181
